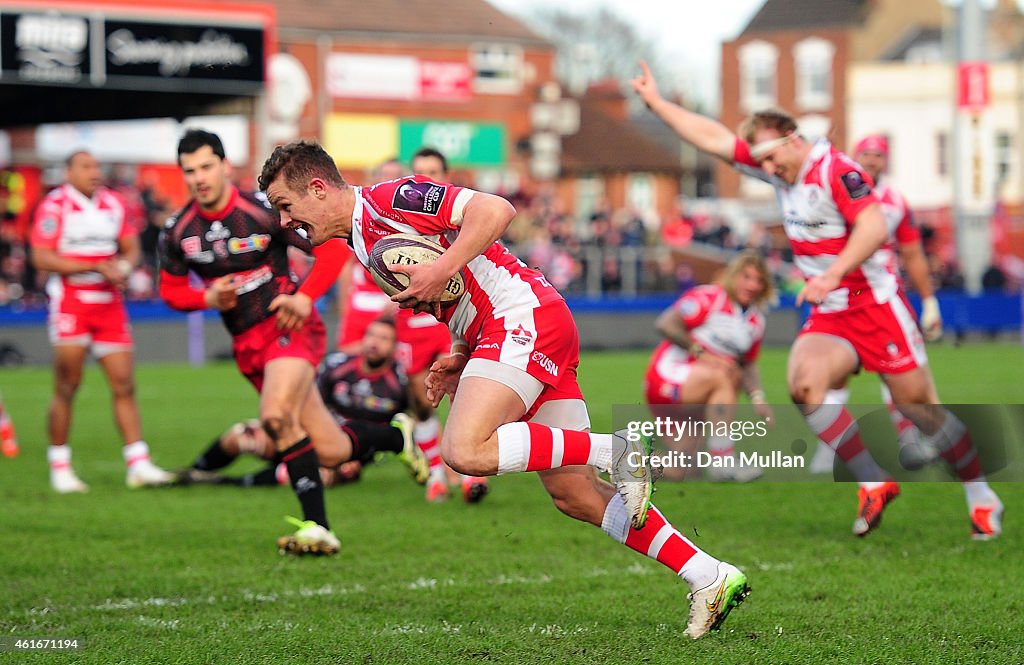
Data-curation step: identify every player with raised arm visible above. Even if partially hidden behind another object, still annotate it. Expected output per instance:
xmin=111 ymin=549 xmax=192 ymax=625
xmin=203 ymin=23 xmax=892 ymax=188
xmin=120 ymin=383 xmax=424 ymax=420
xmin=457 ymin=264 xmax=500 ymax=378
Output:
xmin=159 ymin=130 xmax=415 ymax=555
xmin=31 ymin=150 xmax=173 ymax=492
xmin=258 ymin=140 xmax=751 ymax=639
xmin=177 ymin=317 xmax=422 ymax=490
xmin=809 ymin=135 xmax=945 ymax=474
xmin=633 ymin=62 xmax=1002 ymax=540
xmin=645 ymin=251 xmax=774 ymax=481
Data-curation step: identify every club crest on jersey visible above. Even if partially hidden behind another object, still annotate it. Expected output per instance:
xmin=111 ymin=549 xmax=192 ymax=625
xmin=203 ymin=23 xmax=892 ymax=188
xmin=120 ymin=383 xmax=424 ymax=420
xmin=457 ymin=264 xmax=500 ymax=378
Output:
xmin=392 ymin=180 xmax=446 ymax=216
xmin=679 ymin=298 xmax=700 ymax=318
xmin=38 ymin=216 xmax=58 ymax=237
xmin=228 ymin=234 xmax=270 ymax=254
xmin=841 ymin=171 xmax=871 ymax=199
xmin=205 ymin=221 xmax=231 ymax=241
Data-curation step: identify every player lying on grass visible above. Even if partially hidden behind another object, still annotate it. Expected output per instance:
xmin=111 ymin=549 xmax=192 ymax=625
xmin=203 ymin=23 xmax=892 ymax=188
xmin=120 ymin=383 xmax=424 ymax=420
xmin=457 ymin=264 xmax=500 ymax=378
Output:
xmin=257 ymin=140 xmax=750 ymax=639
xmin=633 ymin=61 xmax=1002 ymax=540
xmin=645 ymin=250 xmax=774 ymax=482
xmin=176 ymin=318 xmax=428 ymax=492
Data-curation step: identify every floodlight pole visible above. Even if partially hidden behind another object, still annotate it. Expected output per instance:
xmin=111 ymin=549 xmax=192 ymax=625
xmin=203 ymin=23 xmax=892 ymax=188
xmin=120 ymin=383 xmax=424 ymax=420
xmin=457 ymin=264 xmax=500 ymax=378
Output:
xmin=952 ymin=0 xmax=994 ymax=294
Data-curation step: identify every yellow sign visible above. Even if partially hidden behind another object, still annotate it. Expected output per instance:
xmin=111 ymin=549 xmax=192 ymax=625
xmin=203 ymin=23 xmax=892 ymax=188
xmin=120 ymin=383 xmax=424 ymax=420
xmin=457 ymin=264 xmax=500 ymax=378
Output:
xmin=322 ymin=114 xmax=399 ymax=169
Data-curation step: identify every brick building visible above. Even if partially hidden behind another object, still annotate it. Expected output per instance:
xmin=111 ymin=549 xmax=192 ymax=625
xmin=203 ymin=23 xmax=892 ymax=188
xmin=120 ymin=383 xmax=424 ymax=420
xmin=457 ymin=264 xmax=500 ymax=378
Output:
xmin=717 ymin=0 xmax=943 ymax=200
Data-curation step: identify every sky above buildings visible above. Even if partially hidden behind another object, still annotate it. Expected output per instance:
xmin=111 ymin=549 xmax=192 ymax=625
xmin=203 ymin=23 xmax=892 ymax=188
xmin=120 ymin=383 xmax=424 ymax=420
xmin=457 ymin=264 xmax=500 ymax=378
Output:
xmin=488 ymin=0 xmax=766 ymax=109
xmin=488 ymin=0 xmax=1024 ymax=110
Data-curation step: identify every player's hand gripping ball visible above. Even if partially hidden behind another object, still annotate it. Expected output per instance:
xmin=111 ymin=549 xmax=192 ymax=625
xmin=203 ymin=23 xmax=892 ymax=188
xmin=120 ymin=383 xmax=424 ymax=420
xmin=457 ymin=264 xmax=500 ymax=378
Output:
xmin=367 ymin=233 xmax=466 ymax=307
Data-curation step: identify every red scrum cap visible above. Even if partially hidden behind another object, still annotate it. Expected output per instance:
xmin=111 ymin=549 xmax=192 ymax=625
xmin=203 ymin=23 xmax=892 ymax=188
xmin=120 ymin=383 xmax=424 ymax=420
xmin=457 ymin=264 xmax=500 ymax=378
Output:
xmin=854 ymin=134 xmax=888 ymax=157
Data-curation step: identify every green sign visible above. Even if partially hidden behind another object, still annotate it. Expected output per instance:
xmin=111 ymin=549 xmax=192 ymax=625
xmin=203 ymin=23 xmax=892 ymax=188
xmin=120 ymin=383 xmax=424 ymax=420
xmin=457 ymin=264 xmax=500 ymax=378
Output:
xmin=399 ymin=120 xmax=506 ymax=167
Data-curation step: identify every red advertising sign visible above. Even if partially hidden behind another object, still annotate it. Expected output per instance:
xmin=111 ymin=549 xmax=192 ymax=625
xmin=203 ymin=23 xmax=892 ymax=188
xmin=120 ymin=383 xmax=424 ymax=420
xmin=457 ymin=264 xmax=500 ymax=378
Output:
xmin=419 ymin=61 xmax=472 ymax=102
xmin=957 ymin=61 xmax=989 ymax=112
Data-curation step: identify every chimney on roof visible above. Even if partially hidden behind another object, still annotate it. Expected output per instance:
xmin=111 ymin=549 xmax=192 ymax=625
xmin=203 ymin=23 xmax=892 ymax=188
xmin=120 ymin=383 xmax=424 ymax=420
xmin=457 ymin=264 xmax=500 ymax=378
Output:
xmin=584 ymin=80 xmax=628 ymax=121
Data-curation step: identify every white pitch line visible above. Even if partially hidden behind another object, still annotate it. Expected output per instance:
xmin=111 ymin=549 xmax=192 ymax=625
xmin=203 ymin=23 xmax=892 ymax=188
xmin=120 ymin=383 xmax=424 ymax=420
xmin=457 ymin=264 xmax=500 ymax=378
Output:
xmin=10 ymin=558 xmax=781 ymax=625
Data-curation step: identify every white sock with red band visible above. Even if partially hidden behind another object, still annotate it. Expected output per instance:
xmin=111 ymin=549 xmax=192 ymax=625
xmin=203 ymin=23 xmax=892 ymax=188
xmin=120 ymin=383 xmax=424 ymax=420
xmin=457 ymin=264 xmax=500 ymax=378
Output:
xmin=805 ymin=404 xmax=888 ymax=482
xmin=496 ymin=422 xmax=613 ymax=474
xmin=414 ymin=416 xmax=445 ymax=481
xmin=925 ymin=412 xmax=996 ymax=506
xmin=601 ymin=494 xmax=719 ymax=589
xmin=47 ymin=444 xmax=72 ymax=471
xmin=122 ymin=441 xmax=152 ymax=469
xmin=706 ymin=434 xmax=735 ymax=458
xmin=880 ymin=385 xmax=917 ymax=443
xmin=929 ymin=411 xmax=987 ymax=484
xmin=825 ymin=387 xmax=850 ymax=407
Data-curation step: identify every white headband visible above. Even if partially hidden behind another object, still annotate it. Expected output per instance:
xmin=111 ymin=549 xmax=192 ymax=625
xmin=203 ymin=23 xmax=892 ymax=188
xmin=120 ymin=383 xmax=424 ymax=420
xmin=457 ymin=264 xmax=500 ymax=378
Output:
xmin=749 ymin=134 xmax=795 ymax=160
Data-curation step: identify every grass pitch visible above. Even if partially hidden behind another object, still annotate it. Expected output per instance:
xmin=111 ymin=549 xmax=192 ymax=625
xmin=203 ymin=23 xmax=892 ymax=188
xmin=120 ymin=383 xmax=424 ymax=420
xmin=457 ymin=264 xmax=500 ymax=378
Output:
xmin=1 ymin=343 xmax=1023 ymax=663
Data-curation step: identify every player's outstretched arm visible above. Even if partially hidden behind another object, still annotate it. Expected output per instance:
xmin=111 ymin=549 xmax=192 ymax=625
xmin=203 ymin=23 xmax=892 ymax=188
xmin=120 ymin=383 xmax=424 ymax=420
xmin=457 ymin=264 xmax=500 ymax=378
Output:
xmin=631 ymin=60 xmax=736 ymax=162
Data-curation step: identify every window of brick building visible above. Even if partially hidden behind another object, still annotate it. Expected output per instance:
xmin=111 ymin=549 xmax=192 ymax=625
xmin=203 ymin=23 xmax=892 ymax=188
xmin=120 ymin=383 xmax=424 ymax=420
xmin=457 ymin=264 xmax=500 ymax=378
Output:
xmin=794 ymin=37 xmax=835 ymax=111
xmin=470 ymin=43 xmax=523 ymax=94
xmin=739 ymin=40 xmax=778 ymax=112
xmin=996 ymin=131 xmax=1013 ymax=182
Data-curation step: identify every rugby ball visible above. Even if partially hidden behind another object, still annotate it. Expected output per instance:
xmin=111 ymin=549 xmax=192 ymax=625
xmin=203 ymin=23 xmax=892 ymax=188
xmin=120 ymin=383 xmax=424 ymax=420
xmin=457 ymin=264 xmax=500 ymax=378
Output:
xmin=367 ymin=233 xmax=466 ymax=305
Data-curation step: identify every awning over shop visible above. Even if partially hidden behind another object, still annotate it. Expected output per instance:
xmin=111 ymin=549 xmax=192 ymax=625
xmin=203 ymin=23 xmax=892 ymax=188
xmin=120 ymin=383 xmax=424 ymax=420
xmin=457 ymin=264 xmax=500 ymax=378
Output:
xmin=0 ymin=0 xmax=274 ymax=127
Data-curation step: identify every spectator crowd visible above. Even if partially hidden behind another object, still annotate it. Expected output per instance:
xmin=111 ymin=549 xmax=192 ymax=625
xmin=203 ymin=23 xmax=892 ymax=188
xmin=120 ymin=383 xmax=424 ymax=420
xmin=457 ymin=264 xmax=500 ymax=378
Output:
xmin=1 ymin=158 xmax=1019 ymax=309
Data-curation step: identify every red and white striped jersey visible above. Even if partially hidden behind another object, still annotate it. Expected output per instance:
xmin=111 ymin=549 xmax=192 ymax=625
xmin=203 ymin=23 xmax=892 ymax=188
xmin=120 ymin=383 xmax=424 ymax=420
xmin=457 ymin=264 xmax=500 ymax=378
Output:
xmin=682 ymin=284 xmax=765 ymax=361
xmin=343 ymin=258 xmax=443 ymax=331
xmin=648 ymin=284 xmax=765 ymax=386
xmin=734 ymin=139 xmax=897 ymax=312
xmin=874 ymin=180 xmax=921 ymax=283
xmin=30 ymin=184 xmax=134 ymax=304
xmin=348 ymin=176 xmax=562 ymax=346
xmin=346 ymin=259 xmax=392 ymax=316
